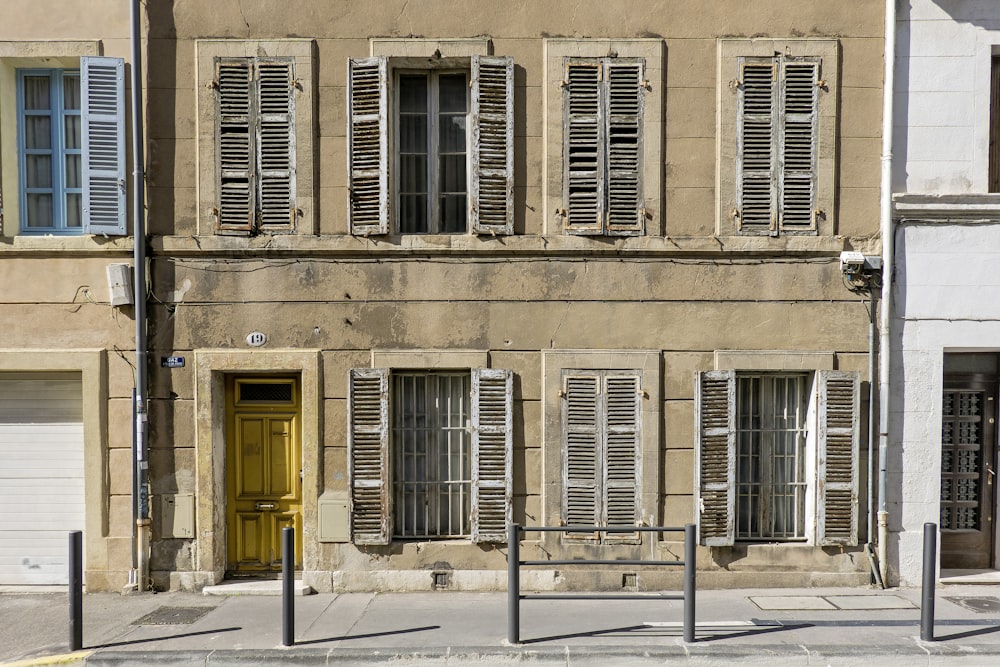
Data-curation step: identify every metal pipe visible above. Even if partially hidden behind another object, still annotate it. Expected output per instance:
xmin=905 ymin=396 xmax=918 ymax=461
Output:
xmin=683 ymin=523 xmax=696 ymax=644
xmin=877 ymin=0 xmax=898 ymax=588
xmin=282 ymin=526 xmax=294 ymax=646
xmin=69 ymin=531 xmax=83 ymax=651
xmin=920 ymin=523 xmax=937 ymax=641
xmin=868 ymin=293 xmax=877 ymax=550
xmin=507 ymin=523 xmax=520 ymax=645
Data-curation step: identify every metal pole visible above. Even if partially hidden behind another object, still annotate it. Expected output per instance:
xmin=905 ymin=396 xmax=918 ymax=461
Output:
xmin=507 ymin=523 xmax=520 ymax=644
xmin=282 ymin=526 xmax=294 ymax=646
xmin=69 ymin=531 xmax=83 ymax=651
xmin=683 ymin=524 xmax=696 ymax=643
xmin=920 ymin=522 xmax=937 ymax=641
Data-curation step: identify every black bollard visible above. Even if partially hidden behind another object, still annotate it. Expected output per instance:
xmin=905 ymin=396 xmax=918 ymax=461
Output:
xmin=69 ymin=531 xmax=83 ymax=651
xmin=507 ymin=523 xmax=520 ymax=645
xmin=683 ymin=524 xmax=696 ymax=643
xmin=282 ymin=526 xmax=295 ymax=646
xmin=920 ymin=522 xmax=937 ymax=641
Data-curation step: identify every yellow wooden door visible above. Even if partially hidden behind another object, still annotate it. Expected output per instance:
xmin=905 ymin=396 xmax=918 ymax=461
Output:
xmin=226 ymin=377 xmax=302 ymax=573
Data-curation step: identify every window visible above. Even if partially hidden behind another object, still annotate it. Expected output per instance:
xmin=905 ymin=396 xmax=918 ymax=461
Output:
xmin=718 ymin=39 xmax=838 ymax=237
xmin=348 ymin=367 xmax=512 ymax=544
xmin=562 ymin=57 xmax=645 ymax=236
xmin=562 ymin=370 xmax=641 ymax=542
xmin=13 ymin=57 xmax=125 ymax=236
xmin=348 ymin=55 xmax=514 ymax=235
xmin=990 ymin=55 xmax=1000 ymax=192
xmin=696 ymin=369 xmax=859 ymax=546
xmin=215 ymin=57 xmax=295 ymax=234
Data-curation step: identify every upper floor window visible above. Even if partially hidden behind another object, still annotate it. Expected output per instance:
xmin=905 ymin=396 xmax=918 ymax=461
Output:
xmin=348 ymin=55 xmax=514 ymax=236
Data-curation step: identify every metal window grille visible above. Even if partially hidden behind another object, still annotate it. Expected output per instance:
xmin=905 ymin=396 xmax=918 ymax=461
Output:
xmin=237 ymin=381 xmax=294 ymax=404
xmin=736 ymin=374 xmax=808 ymax=540
xmin=392 ymin=372 xmax=471 ymax=538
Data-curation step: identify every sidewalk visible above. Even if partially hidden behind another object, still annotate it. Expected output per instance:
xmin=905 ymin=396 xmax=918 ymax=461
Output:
xmin=3 ymin=585 xmax=1000 ymax=666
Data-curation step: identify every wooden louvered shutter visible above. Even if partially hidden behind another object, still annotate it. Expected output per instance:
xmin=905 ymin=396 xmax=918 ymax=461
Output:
xmin=778 ymin=58 xmax=819 ymax=232
xmin=563 ymin=373 xmax=601 ymax=536
xmin=348 ymin=57 xmax=389 ymax=235
xmin=736 ymin=59 xmax=776 ymax=234
xmin=348 ymin=368 xmax=390 ymax=545
xmin=217 ymin=59 xmax=254 ymax=232
xmin=604 ymin=60 xmax=644 ymax=236
xmin=471 ymin=368 xmax=512 ymax=542
xmin=603 ymin=373 xmax=641 ymax=542
xmin=81 ymin=56 xmax=126 ymax=235
xmin=256 ymin=60 xmax=295 ymax=229
xmin=817 ymin=370 xmax=860 ymax=546
xmin=563 ymin=59 xmax=603 ymax=234
xmin=695 ymin=370 xmax=736 ymax=546
xmin=470 ymin=56 xmax=514 ymax=235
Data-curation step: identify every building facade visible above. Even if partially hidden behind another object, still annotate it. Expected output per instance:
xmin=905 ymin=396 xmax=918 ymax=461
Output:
xmin=1 ymin=1 xmax=886 ymax=592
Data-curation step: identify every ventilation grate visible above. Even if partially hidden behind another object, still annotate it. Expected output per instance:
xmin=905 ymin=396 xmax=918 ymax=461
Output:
xmin=238 ymin=382 xmax=293 ymax=403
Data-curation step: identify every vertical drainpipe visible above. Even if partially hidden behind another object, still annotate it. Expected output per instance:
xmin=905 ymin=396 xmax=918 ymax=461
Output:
xmin=877 ymin=0 xmax=897 ymax=587
xmin=130 ymin=0 xmax=150 ymax=591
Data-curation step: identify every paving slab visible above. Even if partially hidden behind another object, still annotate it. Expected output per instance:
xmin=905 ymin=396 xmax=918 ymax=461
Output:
xmin=824 ymin=594 xmax=916 ymax=610
xmin=747 ymin=595 xmax=836 ymax=610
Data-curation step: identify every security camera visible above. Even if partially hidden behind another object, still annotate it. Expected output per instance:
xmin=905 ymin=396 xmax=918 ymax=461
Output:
xmin=839 ymin=251 xmax=865 ymax=274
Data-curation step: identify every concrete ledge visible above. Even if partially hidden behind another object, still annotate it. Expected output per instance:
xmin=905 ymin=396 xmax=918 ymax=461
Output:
xmin=202 ymin=580 xmax=314 ymax=596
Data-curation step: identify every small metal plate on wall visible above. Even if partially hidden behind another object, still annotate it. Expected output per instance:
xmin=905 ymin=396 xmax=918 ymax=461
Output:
xmin=945 ymin=596 xmax=1000 ymax=613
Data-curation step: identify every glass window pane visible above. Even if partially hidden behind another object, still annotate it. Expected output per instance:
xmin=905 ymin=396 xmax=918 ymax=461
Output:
xmin=399 ymin=115 xmax=428 ymax=154
xmin=439 ymin=155 xmax=466 ymax=194
xmin=399 ymin=195 xmax=427 ymax=233
xmin=65 ymin=154 xmax=82 ymax=189
xmin=63 ymin=75 xmax=81 ymax=110
xmin=399 ymin=75 xmax=428 ymax=113
xmin=66 ymin=193 xmax=82 ymax=227
xmin=64 ymin=115 xmax=81 ymax=150
xmin=438 ymin=74 xmax=467 ymax=113
xmin=26 ymin=194 xmax=53 ymax=228
xmin=26 ymin=155 xmax=53 ymax=188
xmin=25 ymin=116 xmax=52 ymax=150
xmin=439 ymin=114 xmax=467 ymax=153
xmin=439 ymin=195 xmax=467 ymax=233
xmin=23 ymin=76 xmax=51 ymax=110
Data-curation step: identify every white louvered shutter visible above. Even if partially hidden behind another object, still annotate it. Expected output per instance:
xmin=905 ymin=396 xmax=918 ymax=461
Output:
xmin=817 ymin=370 xmax=860 ymax=546
xmin=348 ymin=368 xmax=390 ymax=545
xmin=563 ymin=60 xmax=603 ymax=234
xmin=471 ymin=368 xmax=513 ymax=543
xmin=470 ymin=56 xmax=514 ymax=235
xmin=563 ymin=373 xmax=601 ymax=536
xmin=256 ymin=59 xmax=295 ymax=229
xmin=348 ymin=57 xmax=389 ymax=235
xmin=736 ymin=59 xmax=776 ymax=234
xmin=81 ymin=56 xmax=126 ymax=235
xmin=695 ymin=371 xmax=736 ymax=546
xmin=778 ymin=58 xmax=819 ymax=232
xmin=217 ymin=59 xmax=254 ymax=232
xmin=603 ymin=373 xmax=641 ymax=542
xmin=604 ymin=60 xmax=644 ymax=236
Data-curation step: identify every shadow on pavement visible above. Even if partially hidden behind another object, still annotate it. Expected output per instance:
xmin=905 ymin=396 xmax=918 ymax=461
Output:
xmin=294 ymin=625 xmax=440 ymax=645
xmin=88 ymin=627 xmax=242 ymax=649
xmin=933 ymin=624 xmax=1000 ymax=642
xmin=696 ymin=622 xmax=812 ymax=642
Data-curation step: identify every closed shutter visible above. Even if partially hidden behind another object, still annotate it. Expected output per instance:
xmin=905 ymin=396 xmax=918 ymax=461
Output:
xmin=256 ymin=59 xmax=295 ymax=229
xmin=563 ymin=373 xmax=601 ymax=533
xmin=695 ymin=370 xmax=736 ymax=546
xmin=604 ymin=59 xmax=644 ymax=236
xmin=81 ymin=56 xmax=126 ymax=236
xmin=471 ymin=368 xmax=512 ymax=542
xmin=736 ymin=59 xmax=776 ymax=234
xmin=817 ymin=370 xmax=860 ymax=546
xmin=348 ymin=368 xmax=390 ymax=545
xmin=603 ymin=373 xmax=641 ymax=542
xmin=217 ymin=59 xmax=254 ymax=232
xmin=778 ymin=58 xmax=819 ymax=232
xmin=563 ymin=60 xmax=603 ymax=234
xmin=470 ymin=56 xmax=514 ymax=236
xmin=348 ymin=57 xmax=389 ymax=235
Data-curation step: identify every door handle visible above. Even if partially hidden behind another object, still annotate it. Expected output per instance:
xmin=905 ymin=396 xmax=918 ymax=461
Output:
xmin=987 ymin=465 xmax=996 ymax=486
xmin=255 ymin=502 xmax=277 ymax=511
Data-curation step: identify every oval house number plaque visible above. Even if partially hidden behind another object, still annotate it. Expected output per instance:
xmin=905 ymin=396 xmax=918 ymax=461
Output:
xmin=246 ymin=331 xmax=267 ymax=347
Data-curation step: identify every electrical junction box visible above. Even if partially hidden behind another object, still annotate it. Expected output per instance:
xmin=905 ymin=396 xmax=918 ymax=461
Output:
xmin=106 ymin=263 xmax=134 ymax=306
xmin=318 ymin=492 xmax=350 ymax=542
xmin=159 ymin=494 xmax=195 ymax=538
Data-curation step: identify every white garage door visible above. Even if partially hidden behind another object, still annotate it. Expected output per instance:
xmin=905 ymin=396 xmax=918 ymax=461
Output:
xmin=0 ymin=373 xmax=85 ymax=585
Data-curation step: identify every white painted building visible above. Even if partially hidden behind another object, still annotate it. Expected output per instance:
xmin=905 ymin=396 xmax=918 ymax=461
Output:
xmin=891 ymin=0 xmax=1000 ymax=585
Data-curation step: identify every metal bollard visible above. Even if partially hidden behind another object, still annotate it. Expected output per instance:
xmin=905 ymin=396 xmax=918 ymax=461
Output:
xmin=69 ymin=531 xmax=83 ymax=651
xmin=683 ymin=523 xmax=696 ymax=643
xmin=282 ymin=526 xmax=295 ymax=647
xmin=920 ymin=522 xmax=937 ymax=641
xmin=507 ymin=523 xmax=520 ymax=644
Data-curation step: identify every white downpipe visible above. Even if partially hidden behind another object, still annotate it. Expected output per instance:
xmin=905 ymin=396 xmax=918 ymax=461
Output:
xmin=877 ymin=0 xmax=897 ymax=587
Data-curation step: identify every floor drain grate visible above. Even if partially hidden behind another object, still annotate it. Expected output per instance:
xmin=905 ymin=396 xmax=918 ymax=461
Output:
xmin=133 ymin=606 xmax=215 ymax=625
xmin=944 ymin=596 xmax=1000 ymax=614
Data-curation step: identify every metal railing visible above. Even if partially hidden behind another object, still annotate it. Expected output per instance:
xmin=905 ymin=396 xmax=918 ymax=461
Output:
xmin=507 ymin=523 xmax=697 ymax=644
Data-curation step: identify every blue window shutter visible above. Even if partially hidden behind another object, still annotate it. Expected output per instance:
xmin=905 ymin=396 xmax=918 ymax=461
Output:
xmin=81 ymin=56 xmax=126 ymax=236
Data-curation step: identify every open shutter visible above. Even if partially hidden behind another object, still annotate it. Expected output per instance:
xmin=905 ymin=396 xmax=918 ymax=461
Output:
xmin=817 ymin=370 xmax=860 ymax=546
xmin=348 ymin=57 xmax=388 ymax=235
xmin=81 ymin=56 xmax=126 ymax=235
xmin=471 ymin=368 xmax=512 ymax=542
xmin=563 ymin=59 xmax=604 ymax=234
xmin=216 ymin=59 xmax=254 ymax=232
xmin=695 ymin=370 xmax=736 ymax=546
xmin=603 ymin=372 xmax=641 ymax=542
xmin=470 ymin=56 xmax=514 ymax=235
xmin=604 ymin=59 xmax=644 ymax=236
xmin=348 ymin=368 xmax=390 ymax=545
xmin=257 ymin=59 xmax=295 ymax=229
xmin=736 ymin=59 xmax=776 ymax=235
xmin=563 ymin=373 xmax=601 ymax=538
xmin=778 ymin=58 xmax=819 ymax=232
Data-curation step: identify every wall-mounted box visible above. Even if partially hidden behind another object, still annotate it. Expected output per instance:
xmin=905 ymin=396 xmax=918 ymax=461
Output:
xmin=106 ymin=263 xmax=134 ymax=307
xmin=318 ymin=492 xmax=349 ymax=542
xmin=159 ymin=494 xmax=195 ymax=538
